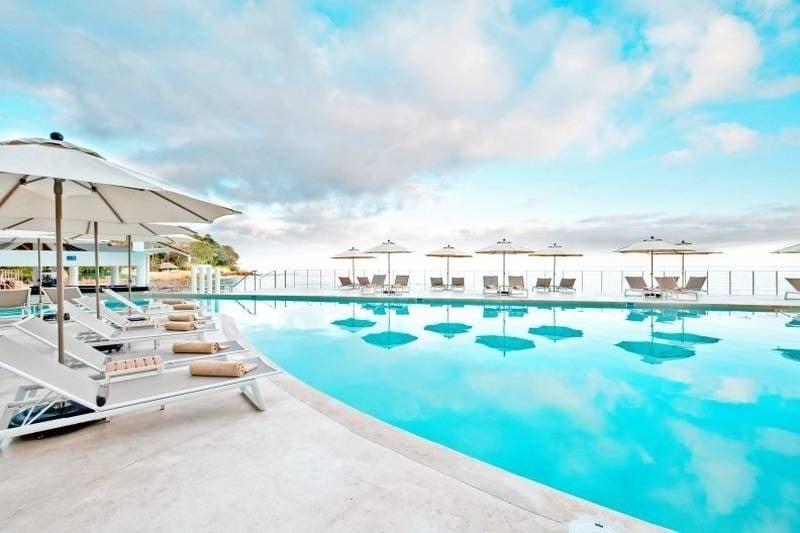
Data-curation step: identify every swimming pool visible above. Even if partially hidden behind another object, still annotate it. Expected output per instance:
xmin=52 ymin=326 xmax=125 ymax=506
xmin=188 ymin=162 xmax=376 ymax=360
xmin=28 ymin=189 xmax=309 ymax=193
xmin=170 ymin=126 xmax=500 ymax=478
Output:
xmin=205 ymin=297 xmax=800 ymax=531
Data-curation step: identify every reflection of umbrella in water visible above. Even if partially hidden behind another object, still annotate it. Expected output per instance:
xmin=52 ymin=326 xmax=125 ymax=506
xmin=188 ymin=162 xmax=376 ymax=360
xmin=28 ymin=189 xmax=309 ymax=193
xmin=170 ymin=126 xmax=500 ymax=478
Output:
xmin=651 ymin=331 xmax=719 ymax=344
xmin=424 ymin=304 xmax=472 ymax=339
xmin=331 ymin=303 xmax=376 ymax=333
xmin=775 ymin=348 xmax=800 ymax=362
xmin=476 ymin=306 xmax=535 ymax=356
xmin=362 ymin=304 xmax=417 ymax=349
xmin=528 ymin=306 xmax=583 ymax=343
xmin=616 ymin=313 xmax=695 ymax=364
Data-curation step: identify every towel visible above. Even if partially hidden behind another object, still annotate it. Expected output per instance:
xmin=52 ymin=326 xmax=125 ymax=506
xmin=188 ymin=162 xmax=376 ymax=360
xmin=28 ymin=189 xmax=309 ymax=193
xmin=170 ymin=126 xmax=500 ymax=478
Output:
xmin=164 ymin=321 xmax=197 ymax=331
xmin=162 ymin=299 xmax=185 ymax=305
xmin=105 ymin=355 xmax=163 ymax=374
xmin=172 ymin=303 xmax=197 ymax=311
xmin=172 ymin=341 xmax=220 ymax=354
xmin=168 ymin=313 xmax=196 ymax=322
xmin=189 ymin=360 xmax=257 ymax=377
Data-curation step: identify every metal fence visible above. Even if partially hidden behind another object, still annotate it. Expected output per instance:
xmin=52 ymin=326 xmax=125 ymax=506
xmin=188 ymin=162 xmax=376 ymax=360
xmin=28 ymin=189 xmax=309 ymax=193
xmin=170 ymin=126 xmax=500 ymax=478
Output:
xmin=222 ymin=269 xmax=800 ymax=297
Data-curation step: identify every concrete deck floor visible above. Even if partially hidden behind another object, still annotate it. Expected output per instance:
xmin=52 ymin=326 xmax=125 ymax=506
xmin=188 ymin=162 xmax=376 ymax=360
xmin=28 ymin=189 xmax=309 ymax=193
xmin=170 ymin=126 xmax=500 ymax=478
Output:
xmin=0 ymin=314 xmax=667 ymax=533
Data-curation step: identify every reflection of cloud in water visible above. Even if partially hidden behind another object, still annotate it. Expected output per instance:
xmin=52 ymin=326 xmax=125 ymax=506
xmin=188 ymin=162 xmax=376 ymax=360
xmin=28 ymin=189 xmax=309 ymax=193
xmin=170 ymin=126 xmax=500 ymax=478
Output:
xmin=658 ymin=368 xmax=759 ymax=405
xmin=669 ymin=420 xmax=757 ymax=516
xmin=711 ymin=377 xmax=757 ymax=404
xmin=755 ymin=427 xmax=800 ymax=456
xmin=465 ymin=369 xmax=641 ymax=432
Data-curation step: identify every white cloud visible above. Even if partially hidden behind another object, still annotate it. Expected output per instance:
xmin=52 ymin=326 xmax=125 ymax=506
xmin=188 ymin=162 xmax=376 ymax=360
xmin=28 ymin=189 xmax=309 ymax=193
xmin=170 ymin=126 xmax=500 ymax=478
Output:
xmin=661 ymin=122 xmax=761 ymax=164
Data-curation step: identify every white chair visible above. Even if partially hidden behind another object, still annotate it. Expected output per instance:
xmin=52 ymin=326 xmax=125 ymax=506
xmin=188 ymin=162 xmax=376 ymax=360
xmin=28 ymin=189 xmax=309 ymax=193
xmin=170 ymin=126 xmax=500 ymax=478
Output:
xmin=784 ymin=278 xmax=800 ymax=300
xmin=0 ymin=336 xmax=276 ymax=443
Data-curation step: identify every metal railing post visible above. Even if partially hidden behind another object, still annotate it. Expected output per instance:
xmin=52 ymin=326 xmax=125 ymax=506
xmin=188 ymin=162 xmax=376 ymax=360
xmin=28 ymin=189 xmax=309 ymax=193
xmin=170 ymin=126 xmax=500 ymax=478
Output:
xmin=600 ymin=271 xmax=604 ymax=294
xmin=728 ymin=271 xmax=732 ymax=295
xmin=284 ymin=270 xmax=287 ymax=289
xmin=752 ymin=271 xmax=755 ymax=295
xmin=775 ymin=271 xmax=779 ymax=296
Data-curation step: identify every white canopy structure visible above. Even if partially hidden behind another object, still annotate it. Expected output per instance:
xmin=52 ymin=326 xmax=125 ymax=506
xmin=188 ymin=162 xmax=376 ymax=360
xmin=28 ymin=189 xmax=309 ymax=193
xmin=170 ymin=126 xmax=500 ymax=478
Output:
xmin=476 ymin=238 xmax=533 ymax=288
xmin=529 ymin=243 xmax=583 ymax=288
xmin=615 ymin=236 xmax=689 ymax=287
xmin=331 ymin=247 xmax=375 ymax=284
xmin=773 ymin=243 xmax=800 ymax=254
xmin=656 ymin=240 xmax=720 ymax=283
xmin=425 ymin=245 xmax=471 ymax=283
xmin=0 ymin=133 xmax=239 ymax=363
xmin=365 ymin=240 xmax=411 ymax=283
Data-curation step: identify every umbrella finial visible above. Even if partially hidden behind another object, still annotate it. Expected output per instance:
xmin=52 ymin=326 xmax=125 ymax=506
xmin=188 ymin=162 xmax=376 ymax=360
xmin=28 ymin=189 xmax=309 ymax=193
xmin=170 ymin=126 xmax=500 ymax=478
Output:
xmin=50 ymin=131 xmax=64 ymax=141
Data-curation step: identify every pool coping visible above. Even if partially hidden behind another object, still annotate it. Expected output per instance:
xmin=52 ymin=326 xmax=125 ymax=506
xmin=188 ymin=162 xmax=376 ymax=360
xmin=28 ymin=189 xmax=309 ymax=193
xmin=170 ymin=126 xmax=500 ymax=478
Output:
xmin=153 ymin=289 xmax=800 ymax=313
xmin=219 ymin=315 xmax=671 ymax=532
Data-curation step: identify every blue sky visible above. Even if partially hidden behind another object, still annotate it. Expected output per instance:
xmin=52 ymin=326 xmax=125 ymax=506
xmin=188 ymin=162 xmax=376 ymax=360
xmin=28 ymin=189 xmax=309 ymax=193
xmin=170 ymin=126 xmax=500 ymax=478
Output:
xmin=1 ymin=0 xmax=799 ymax=268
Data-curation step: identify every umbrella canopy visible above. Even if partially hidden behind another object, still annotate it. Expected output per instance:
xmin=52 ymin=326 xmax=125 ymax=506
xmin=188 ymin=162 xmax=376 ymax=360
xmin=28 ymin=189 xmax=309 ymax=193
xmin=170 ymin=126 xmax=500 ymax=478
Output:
xmin=529 ymin=243 xmax=583 ymax=287
xmin=426 ymin=245 xmax=471 ymax=282
xmin=476 ymin=238 xmax=533 ymax=288
xmin=651 ymin=331 xmax=720 ymax=344
xmin=653 ymin=240 xmax=720 ymax=283
xmin=615 ymin=236 xmax=688 ymax=287
xmin=0 ymin=218 xmax=197 ymax=242
xmin=0 ymin=134 xmax=239 ymax=364
xmin=331 ymin=247 xmax=375 ymax=285
xmin=365 ymin=240 xmax=411 ymax=285
xmin=773 ymin=243 xmax=800 ymax=254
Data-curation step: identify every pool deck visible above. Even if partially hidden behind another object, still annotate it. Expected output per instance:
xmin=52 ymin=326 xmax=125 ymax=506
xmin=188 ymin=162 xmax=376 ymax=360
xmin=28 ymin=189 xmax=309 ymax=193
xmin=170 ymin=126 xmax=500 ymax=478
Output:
xmin=0 ymin=312 xmax=669 ymax=532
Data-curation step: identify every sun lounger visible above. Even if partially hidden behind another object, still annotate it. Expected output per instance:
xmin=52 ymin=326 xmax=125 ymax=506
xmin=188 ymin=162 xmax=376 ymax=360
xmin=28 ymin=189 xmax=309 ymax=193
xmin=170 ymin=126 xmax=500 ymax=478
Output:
xmin=14 ymin=316 xmax=247 ymax=374
xmin=338 ymin=276 xmax=355 ymax=289
xmin=557 ymin=278 xmax=576 ymax=292
xmin=391 ymin=275 xmax=410 ymax=293
xmin=102 ymin=288 xmax=199 ymax=316
xmin=0 ymin=288 xmax=30 ymax=318
xmin=785 ymin=278 xmax=800 ymax=300
xmin=483 ymin=276 xmax=499 ymax=296
xmin=679 ymin=276 xmax=707 ymax=300
xmin=62 ymin=301 xmax=215 ymax=347
xmin=430 ymin=277 xmax=445 ymax=291
xmin=451 ymin=277 xmax=465 ymax=291
xmin=360 ymin=274 xmax=386 ymax=294
xmin=42 ymin=286 xmax=83 ymax=304
xmin=356 ymin=276 xmax=370 ymax=289
xmin=624 ymin=276 xmax=660 ymax=298
xmin=507 ymin=276 xmax=529 ymax=297
xmin=0 ymin=336 xmax=276 ymax=443
xmin=533 ymin=278 xmax=551 ymax=292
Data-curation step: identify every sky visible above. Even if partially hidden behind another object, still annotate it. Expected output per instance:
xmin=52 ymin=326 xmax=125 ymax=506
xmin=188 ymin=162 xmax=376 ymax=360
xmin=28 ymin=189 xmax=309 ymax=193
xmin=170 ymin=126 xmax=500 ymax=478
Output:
xmin=1 ymin=0 xmax=799 ymax=271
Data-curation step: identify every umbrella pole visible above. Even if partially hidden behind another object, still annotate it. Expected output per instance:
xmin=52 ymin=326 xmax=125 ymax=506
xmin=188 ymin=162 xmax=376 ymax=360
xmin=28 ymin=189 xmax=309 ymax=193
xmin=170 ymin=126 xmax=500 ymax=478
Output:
xmin=388 ymin=253 xmax=391 ymax=290
xmin=502 ymin=252 xmax=506 ymax=289
xmin=650 ymin=251 xmax=654 ymax=288
xmin=36 ymin=237 xmax=43 ymax=317
xmin=351 ymin=257 xmax=355 ymax=288
xmin=552 ymin=256 xmax=557 ymax=291
xmin=446 ymin=256 xmax=450 ymax=285
xmin=681 ymin=255 xmax=686 ymax=286
xmin=93 ymin=222 xmax=101 ymax=319
xmin=54 ymin=179 xmax=65 ymax=364
xmin=127 ymin=234 xmax=132 ymax=314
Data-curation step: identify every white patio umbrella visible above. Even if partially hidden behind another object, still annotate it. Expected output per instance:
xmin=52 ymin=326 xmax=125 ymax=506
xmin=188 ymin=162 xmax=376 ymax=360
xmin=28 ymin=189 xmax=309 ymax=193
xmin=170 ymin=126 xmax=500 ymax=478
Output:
xmin=476 ymin=238 xmax=533 ymax=289
xmin=529 ymin=243 xmax=583 ymax=290
xmin=425 ymin=245 xmax=471 ymax=284
xmin=615 ymin=236 xmax=688 ymax=288
xmin=365 ymin=240 xmax=412 ymax=285
xmin=773 ymin=243 xmax=800 ymax=254
xmin=331 ymin=247 xmax=375 ymax=285
xmin=655 ymin=240 xmax=720 ymax=283
xmin=0 ymin=134 xmax=239 ymax=363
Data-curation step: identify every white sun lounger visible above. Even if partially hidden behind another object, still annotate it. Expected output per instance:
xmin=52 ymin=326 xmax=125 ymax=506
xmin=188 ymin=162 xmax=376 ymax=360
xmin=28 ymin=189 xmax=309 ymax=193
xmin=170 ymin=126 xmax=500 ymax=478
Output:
xmin=483 ymin=276 xmax=499 ymax=296
xmin=784 ymin=278 xmax=800 ymax=300
xmin=78 ymin=297 xmax=213 ymax=331
xmin=0 ymin=336 xmax=276 ymax=443
xmin=63 ymin=301 xmax=215 ymax=347
xmin=42 ymin=286 xmax=84 ymax=304
xmin=507 ymin=275 xmax=529 ymax=297
xmin=14 ymin=316 xmax=247 ymax=373
xmin=624 ymin=276 xmax=661 ymax=298
xmin=101 ymin=288 xmax=201 ymax=317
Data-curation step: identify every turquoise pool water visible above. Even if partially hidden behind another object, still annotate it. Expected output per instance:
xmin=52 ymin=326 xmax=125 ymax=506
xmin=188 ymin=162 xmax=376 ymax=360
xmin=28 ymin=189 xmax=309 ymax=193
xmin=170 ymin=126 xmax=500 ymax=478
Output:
xmin=208 ymin=298 xmax=800 ymax=531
